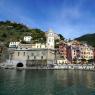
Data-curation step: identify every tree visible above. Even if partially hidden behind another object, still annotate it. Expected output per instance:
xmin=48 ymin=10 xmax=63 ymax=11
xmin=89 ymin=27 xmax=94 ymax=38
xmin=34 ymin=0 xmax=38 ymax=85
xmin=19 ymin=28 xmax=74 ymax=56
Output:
xmin=58 ymin=34 xmax=65 ymax=40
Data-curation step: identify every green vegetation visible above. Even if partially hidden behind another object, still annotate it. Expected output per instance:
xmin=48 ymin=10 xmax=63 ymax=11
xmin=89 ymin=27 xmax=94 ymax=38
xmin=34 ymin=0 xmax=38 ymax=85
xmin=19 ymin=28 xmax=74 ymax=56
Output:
xmin=58 ymin=34 xmax=65 ymax=40
xmin=75 ymin=33 xmax=95 ymax=47
xmin=0 ymin=21 xmax=46 ymax=46
xmin=0 ymin=20 xmax=65 ymax=47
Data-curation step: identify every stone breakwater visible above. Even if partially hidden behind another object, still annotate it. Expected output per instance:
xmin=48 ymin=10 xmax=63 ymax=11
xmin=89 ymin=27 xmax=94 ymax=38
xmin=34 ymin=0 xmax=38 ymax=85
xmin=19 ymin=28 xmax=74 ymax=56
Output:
xmin=53 ymin=64 xmax=95 ymax=70
xmin=1 ymin=63 xmax=95 ymax=71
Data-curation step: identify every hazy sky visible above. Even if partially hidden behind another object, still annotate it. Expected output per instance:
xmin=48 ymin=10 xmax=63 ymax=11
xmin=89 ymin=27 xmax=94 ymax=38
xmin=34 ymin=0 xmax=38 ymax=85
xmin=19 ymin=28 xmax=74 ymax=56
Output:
xmin=0 ymin=0 xmax=95 ymax=39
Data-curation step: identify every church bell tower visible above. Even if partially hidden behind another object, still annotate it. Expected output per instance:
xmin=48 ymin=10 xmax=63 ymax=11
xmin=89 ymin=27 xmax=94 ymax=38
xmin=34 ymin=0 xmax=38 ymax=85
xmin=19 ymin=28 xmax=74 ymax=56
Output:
xmin=46 ymin=29 xmax=55 ymax=49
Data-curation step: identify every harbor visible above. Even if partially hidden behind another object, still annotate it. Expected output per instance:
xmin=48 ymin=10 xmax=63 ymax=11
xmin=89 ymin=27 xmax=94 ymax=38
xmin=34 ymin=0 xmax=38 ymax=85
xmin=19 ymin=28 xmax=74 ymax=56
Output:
xmin=1 ymin=0 xmax=95 ymax=95
xmin=0 ymin=29 xmax=95 ymax=70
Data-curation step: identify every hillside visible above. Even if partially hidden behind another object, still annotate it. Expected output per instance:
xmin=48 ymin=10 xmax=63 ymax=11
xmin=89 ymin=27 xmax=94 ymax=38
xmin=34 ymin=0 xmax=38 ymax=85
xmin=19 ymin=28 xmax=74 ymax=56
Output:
xmin=0 ymin=21 xmax=65 ymax=47
xmin=75 ymin=33 xmax=95 ymax=47
xmin=0 ymin=21 xmax=46 ymax=47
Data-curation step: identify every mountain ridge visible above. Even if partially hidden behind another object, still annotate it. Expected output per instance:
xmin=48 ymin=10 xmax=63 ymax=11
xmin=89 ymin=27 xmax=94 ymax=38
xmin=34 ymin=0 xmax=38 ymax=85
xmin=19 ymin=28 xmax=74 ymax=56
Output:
xmin=75 ymin=33 xmax=95 ymax=47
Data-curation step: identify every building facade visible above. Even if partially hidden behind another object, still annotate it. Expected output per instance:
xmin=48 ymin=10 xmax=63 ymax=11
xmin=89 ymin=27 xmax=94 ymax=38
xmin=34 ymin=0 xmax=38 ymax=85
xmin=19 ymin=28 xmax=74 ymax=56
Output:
xmin=59 ymin=40 xmax=94 ymax=64
xmin=59 ymin=42 xmax=67 ymax=58
xmin=9 ymin=48 xmax=55 ymax=68
xmin=80 ymin=44 xmax=94 ymax=60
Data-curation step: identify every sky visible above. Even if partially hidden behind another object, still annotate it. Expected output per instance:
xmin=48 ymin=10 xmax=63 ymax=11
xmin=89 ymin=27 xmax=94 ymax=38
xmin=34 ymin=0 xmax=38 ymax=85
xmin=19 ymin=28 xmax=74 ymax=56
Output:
xmin=0 ymin=0 xmax=95 ymax=39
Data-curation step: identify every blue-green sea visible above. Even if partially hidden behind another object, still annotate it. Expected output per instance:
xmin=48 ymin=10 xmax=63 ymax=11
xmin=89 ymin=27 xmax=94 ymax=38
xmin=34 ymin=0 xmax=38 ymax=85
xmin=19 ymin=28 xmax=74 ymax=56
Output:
xmin=0 ymin=69 xmax=95 ymax=95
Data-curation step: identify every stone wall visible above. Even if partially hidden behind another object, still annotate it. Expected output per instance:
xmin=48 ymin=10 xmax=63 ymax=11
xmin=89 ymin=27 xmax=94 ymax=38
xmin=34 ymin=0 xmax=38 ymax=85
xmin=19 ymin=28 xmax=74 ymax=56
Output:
xmin=10 ymin=48 xmax=55 ymax=68
xmin=26 ymin=60 xmax=47 ymax=67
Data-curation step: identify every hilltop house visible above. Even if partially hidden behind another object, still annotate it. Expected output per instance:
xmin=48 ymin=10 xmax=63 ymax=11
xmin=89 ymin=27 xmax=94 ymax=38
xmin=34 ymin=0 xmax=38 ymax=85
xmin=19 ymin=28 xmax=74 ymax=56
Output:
xmin=24 ymin=36 xmax=32 ymax=42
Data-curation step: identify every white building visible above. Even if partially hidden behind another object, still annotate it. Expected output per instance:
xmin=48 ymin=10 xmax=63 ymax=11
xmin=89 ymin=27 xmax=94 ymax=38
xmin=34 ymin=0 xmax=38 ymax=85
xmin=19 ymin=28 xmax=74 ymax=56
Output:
xmin=9 ymin=42 xmax=20 ymax=48
xmin=46 ymin=29 xmax=55 ymax=49
xmin=24 ymin=36 xmax=32 ymax=42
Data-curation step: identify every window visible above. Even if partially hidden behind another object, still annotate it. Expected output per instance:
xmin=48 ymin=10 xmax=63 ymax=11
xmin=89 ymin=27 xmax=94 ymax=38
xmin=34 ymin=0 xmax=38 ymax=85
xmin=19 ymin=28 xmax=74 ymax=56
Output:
xmin=18 ymin=52 xmax=20 ymax=56
xmin=28 ymin=55 xmax=29 ymax=60
xmin=41 ymin=56 xmax=43 ymax=59
xmin=34 ymin=56 xmax=36 ymax=59
xmin=31 ymin=53 xmax=34 ymax=56
xmin=23 ymin=52 xmax=25 ymax=56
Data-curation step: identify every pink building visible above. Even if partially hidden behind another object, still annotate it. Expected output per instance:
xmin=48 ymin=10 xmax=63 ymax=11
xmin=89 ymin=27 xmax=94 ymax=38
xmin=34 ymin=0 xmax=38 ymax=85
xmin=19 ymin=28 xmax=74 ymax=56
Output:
xmin=59 ymin=43 xmax=67 ymax=58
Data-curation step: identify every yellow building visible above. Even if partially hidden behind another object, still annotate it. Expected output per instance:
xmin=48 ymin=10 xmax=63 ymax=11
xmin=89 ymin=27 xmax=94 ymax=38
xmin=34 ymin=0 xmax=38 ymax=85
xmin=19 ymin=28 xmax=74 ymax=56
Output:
xmin=80 ymin=44 xmax=94 ymax=60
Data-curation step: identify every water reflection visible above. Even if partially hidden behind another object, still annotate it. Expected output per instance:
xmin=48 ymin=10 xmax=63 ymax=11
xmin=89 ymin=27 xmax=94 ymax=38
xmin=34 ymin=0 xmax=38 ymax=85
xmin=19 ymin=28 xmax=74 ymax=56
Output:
xmin=0 ymin=69 xmax=95 ymax=95
xmin=53 ymin=70 xmax=95 ymax=95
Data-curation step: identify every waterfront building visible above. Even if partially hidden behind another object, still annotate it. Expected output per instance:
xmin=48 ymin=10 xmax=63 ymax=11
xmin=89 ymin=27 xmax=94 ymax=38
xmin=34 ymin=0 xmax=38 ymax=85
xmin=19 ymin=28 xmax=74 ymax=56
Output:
xmin=71 ymin=44 xmax=81 ymax=63
xmin=58 ymin=40 xmax=81 ymax=63
xmin=66 ymin=45 xmax=80 ymax=64
xmin=55 ymin=48 xmax=68 ymax=64
xmin=66 ymin=46 xmax=72 ymax=63
xmin=80 ymin=44 xmax=94 ymax=61
xmin=58 ymin=42 xmax=67 ymax=59
xmin=68 ymin=43 xmax=94 ymax=63
xmin=9 ymin=48 xmax=55 ymax=68
xmin=58 ymin=40 xmax=94 ymax=64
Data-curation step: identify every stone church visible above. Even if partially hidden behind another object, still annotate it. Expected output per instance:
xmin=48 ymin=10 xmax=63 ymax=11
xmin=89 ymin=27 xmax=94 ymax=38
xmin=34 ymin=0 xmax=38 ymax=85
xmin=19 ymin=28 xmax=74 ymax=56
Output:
xmin=8 ymin=29 xmax=56 ymax=68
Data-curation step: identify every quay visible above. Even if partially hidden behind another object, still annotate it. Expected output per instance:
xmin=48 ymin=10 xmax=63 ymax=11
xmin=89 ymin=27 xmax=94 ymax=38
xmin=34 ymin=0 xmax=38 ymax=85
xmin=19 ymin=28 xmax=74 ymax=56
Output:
xmin=0 ymin=63 xmax=95 ymax=71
